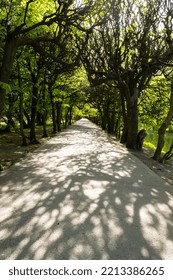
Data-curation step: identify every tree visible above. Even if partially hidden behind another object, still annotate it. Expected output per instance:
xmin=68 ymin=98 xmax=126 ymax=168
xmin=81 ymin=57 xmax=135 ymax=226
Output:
xmin=85 ymin=83 xmax=121 ymax=134
xmin=16 ymin=53 xmax=27 ymax=146
xmin=51 ymin=68 xmax=89 ymax=129
xmin=138 ymin=75 xmax=171 ymax=130
xmin=0 ymin=0 xmax=103 ymax=116
xmin=153 ymin=76 xmax=173 ymax=161
xmin=81 ymin=0 xmax=173 ymax=149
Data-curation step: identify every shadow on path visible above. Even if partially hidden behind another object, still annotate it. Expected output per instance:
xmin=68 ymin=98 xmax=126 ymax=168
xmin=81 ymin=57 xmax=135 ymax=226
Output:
xmin=0 ymin=118 xmax=173 ymax=259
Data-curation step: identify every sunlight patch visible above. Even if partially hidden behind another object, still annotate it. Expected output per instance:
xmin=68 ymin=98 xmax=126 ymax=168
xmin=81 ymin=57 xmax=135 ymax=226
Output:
xmin=156 ymin=203 xmax=171 ymax=214
xmin=115 ymin=197 xmax=122 ymax=205
xmin=51 ymin=209 xmax=59 ymax=218
xmin=61 ymin=204 xmax=74 ymax=216
xmin=118 ymin=170 xmax=131 ymax=177
xmin=0 ymin=228 xmax=11 ymax=239
xmin=140 ymin=204 xmax=168 ymax=253
xmin=83 ymin=180 xmax=108 ymax=200
xmin=141 ymin=247 xmax=150 ymax=258
xmin=49 ymin=229 xmax=63 ymax=242
xmin=30 ymin=232 xmax=50 ymax=258
xmin=88 ymin=203 xmax=98 ymax=213
xmin=37 ymin=212 xmax=50 ymax=225
xmin=34 ymin=247 xmax=47 ymax=259
xmin=70 ymin=244 xmax=94 ymax=259
xmin=36 ymin=206 xmax=46 ymax=215
xmin=9 ymin=237 xmax=30 ymax=259
xmin=0 ymin=207 xmax=13 ymax=222
xmin=72 ymin=212 xmax=89 ymax=226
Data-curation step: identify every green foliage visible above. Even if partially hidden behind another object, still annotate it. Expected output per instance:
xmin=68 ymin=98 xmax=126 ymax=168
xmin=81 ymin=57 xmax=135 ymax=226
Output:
xmin=80 ymin=104 xmax=99 ymax=119
xmin=139 ymin=75 xmax=171 ymax=129
xmin=144 ymin=131 xmax=173 ymax=153
xmin=0 ymin=0 xmax=173 ymax=154
xmin=0 ymin=82 xmax=11 ymax=93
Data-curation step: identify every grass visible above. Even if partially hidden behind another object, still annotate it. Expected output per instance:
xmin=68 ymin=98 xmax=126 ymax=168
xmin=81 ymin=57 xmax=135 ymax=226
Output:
xmin=144 ymin=131 xmax=173 ymax=153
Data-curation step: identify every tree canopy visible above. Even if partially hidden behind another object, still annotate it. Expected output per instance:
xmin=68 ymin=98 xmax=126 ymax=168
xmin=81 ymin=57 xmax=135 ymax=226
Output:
xmin=1 ymin=0 xmax=173 ymax=160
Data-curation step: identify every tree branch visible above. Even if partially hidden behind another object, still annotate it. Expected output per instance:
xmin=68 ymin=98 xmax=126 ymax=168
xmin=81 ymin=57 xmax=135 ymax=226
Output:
xmin=24 ymin=0 xmax=35 ymax=25
xmin=21 ymin=38 xmax=80 ymax=69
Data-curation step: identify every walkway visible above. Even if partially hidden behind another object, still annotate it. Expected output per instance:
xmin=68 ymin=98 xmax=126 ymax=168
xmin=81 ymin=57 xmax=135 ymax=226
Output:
xmin=0 ymin=118 xmax=173 ymax=259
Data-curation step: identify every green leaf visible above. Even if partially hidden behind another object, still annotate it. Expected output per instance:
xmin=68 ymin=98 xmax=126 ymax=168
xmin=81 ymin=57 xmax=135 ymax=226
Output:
xmin=0 ymin=82 xmax=11 ymax=93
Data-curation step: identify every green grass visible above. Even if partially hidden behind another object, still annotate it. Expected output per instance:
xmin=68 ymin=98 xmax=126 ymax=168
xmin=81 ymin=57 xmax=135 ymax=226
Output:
xmin=144 ymin=131 xmax=173 ymax=153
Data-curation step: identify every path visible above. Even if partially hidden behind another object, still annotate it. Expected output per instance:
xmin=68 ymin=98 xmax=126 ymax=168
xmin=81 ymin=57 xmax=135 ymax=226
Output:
xmin=0 ymin=118 xmax=173 ymax=260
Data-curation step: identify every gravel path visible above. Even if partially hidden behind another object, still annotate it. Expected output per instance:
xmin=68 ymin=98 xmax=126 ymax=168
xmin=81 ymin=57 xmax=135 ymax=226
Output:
xmin=0 ymin=118 xmax=173 ymax=260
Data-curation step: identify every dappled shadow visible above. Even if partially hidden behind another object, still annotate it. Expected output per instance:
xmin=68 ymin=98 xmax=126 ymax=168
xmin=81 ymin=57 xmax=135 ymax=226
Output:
xmin=0 ymin=118 xmax=173 ymax=259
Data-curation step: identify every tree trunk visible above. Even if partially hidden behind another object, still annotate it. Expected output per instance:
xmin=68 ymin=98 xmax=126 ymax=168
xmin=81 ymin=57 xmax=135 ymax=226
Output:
xmin=24 ymin=109 xmax=31 ymax=128
xmin=115 ymin=114 xmax=121 ymax=138
xmin=126 ymin=98 xmax=138 ymax=149
xmin=0 ymin=35 xmax=19 ymax=116
xmin=30 ymin=82 xmax=39 ymax=144
xmin=19 ymin=90 xmax=27 ymax=146
xmin=56 ymin=102 xmax=62 ymax=132
xmin=153 ymin=82 xmax=173 ymax=161
xmin=37 ymin=112 xmax=43 ymax=125
xmin=17 ymin=60 xmax=27 ymax=146
xmin=64 ymin=108 xmax=70 ymax=128
xmin=42 ymin=97 xmax=48 ymax=138
xmin=119 ymin=78 xmax=139 ymax=148
xmin=120 ymin=94 xmax=128 ymax=144
xmin=69 ymin=106 xmax=73 ymax=125
xmin=108 ymin=106 xmax=116 ymax=134
xmin=42 ymin=77 xmax=48 ymax=138
xmin=49 ymin=90 xmax=57 ymax=133
xmin=64 ymin=110 xmax=68 ymax=128
xmin=101 ymin=107 xmax=107 ymax=130
xmin=153 ymin=125 xmax=167 ymax=161
xmin=6 ymin=94 xmax=14 ymax=132
xmin=42 ymin=113 xmax=48 ymax=138
xmin=160 ymin=141 xmax=173 ymax=163
xmin=106 ymin=103 xmax=112 ymax=134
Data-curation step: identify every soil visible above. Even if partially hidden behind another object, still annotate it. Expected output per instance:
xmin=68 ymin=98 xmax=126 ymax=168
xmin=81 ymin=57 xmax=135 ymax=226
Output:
xmin=0 ymin=129 xmax=53 ymax=170
xmin=0 ymin=130 xmax=173 ymax=186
